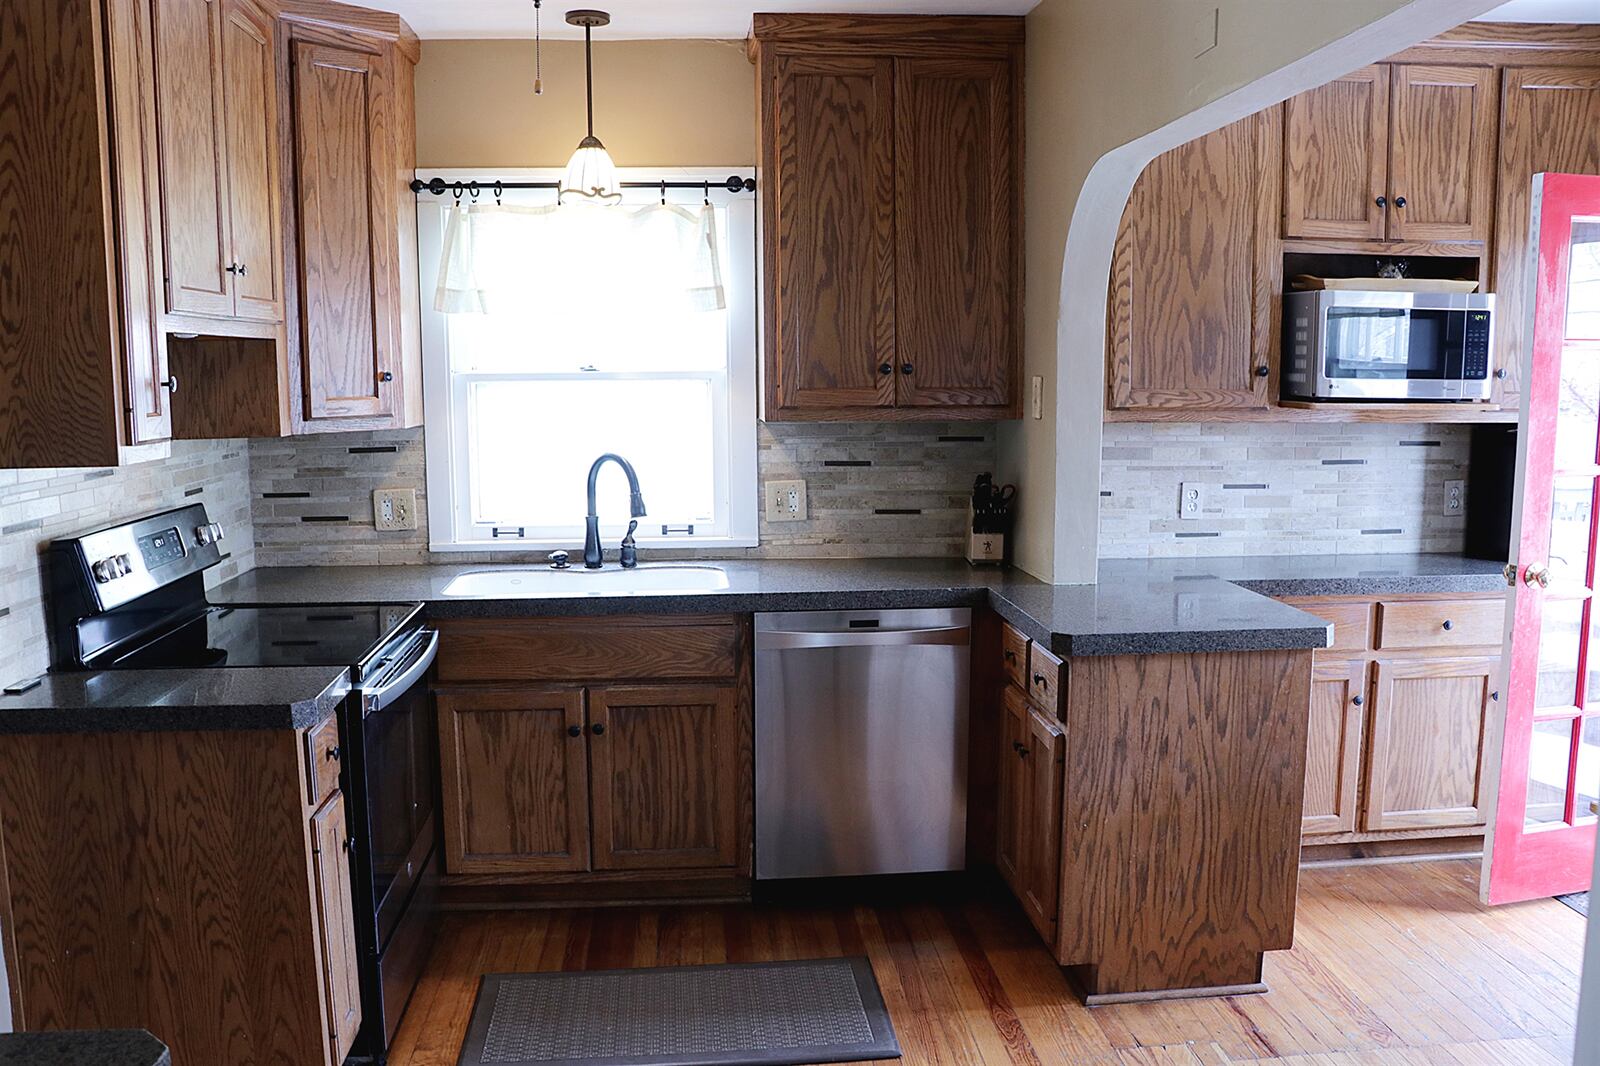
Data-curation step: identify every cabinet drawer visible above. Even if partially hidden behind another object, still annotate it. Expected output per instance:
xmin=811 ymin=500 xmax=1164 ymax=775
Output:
xmin=1027 ymin=644 xmax=1064 ymax=714
xmin=305 ymin=713 xmax=342 ymax=805
xmin=437 ymin=617 xmax=740 ymax=683
xmin=1375 ymin=598 xmax=1505 ymax=650
xmin=1284 ymin=599 xmax=1372 ymax=654
xmin=1000 ymin=622 xmax=1030 ymax=691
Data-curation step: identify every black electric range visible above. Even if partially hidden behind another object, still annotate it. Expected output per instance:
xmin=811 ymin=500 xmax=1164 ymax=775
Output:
xmin=48 ymin=504 xmax=438 ymax=1064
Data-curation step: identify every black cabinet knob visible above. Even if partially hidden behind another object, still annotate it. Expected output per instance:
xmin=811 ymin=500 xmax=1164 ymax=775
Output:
xmin=1393 ymin=195 xmax=1407 ymax=209
xmin=567 ymin=725 xmax=582 ymax=738
xmin=1352 ymin=694 xmax=1364 ymax=706
xmin=878 ymin=362 xmax=893 ymax=375
xmin=1442 ymin=619 xmax=1454 ymax=631
xmin=1495 ymin=368 xmax=1508 ymax=380
xmin=1375 ymin=195 xmax=1387 ymax=209
xmin=1003 ymin=650 xmax=1016 ymax=662
xmin=1017 ymin=745 xmax=1030 ymax=758
xmin=1491 ymin=691 xmax=1500 ymax=702
xmin=160 ymin=376 xmax=179 ymax=394
xmin=591 ymin=722 xmax=606 ymax=736
xmin=1254 ymin=366 xmax=1270 ymax=378
xmin=900 ymin=363 xmax=914 ymax=375
xmin=378 ymin=371 xmax=394 ymax=383
xmin=1012 ymin=741 xmax=1024 ymax=753
xmin=1033 ymin=673 xmax=1046 ymax=686
xmin=341 ymin=837 xmax=354 ymax=853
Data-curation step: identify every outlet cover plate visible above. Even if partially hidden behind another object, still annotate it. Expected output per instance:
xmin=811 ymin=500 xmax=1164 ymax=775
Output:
xmin=374 ymin=488 xmax=418 ymax=532
xmin=766 ymin=479 xmax=807 ymax=522
xmin=1178 ymin=482 xmax=1207 ymax=521
xmin=1443 ymin=479 xmax=1466 ymax=518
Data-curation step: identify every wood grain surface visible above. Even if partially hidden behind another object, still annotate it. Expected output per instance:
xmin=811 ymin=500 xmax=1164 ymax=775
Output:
xmin=1108 ymin=110 xmax=1278 ymax=411
xmin=1388 ymin=64 xmax=1497 ymax=242
xmin=166 ymin=333 xmax=292 ymax=438
xmin=1057 ymin=649 xmax=1312 ymax=996
xmin=1019 ymin=702 xmax=1064 ymax=943
xmin=309 ymin=791 xmax=361 ymax=1063
xmin=220 ymin=0 xmax=283 ymax=321
xmin=1365 ymin=656 xmax=1496 ymax=832
xmin=0 ymin=0 xmax=124 ymax=467
xmin=1492 ymin=66 xmax=1600 ymax=409
xmin=435 ymin=616 xmax=740 ymax=684
xmin=0 ymin=729 xmax=336 ymax=1066
xmin=384 ymin=860 xmax=1582 ymax=1066
xmin=1374 ymin=596 xmax=1507 ymax=651
xmin=1282 ymin=65 xmax=1388 ymax=241
xmin=588 ymin=684 xmax=741 ymax=871
xmin=436 ymin=687 xmax=590 ymax=874
xmin=1302 ymin=658 xmax=1367 ymax=837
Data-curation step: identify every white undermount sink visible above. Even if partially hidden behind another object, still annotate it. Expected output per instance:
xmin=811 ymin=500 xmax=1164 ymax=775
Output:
xmin=441 ymin=564 xmax=730 ymax=597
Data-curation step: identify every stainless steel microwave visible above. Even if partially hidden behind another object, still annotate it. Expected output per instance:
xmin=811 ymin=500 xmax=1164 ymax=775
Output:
xmin=1282 ymin=290 xmax=1495 ymax=401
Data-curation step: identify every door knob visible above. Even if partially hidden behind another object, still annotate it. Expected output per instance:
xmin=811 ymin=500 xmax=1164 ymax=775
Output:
xmin=1524 ymin=564 xmax=1551 ymax=589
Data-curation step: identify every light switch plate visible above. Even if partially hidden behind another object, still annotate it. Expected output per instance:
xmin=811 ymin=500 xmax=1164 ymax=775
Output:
xmin=1178 ymin=482 xmax=1207 ymax=521
xmin=373 ymin=488 xmax=418 ymax=531
xmin=766 ymin=479 xmax=807 ymax=522
xmin=1443 ymin=479 xmax=1466 ymax=518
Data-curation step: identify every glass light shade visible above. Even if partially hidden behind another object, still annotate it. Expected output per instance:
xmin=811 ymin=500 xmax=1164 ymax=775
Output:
xmin=559 ymin=137 xmax=622 ymax=205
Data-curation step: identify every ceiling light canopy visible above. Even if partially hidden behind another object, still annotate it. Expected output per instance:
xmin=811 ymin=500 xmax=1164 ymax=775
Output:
xmin=558 ymin=9 xmax=622 ymax=205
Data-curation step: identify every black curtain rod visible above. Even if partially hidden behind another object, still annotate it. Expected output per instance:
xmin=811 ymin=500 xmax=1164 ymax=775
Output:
xmin=410 ymin=175 xmax=755 ymax=198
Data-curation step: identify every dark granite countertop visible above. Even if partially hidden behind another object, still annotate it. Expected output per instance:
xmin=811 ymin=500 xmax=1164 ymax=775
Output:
xmin=207 ymin=552 xmax=1507 ymax=658
xmin=0 ymin=1030 xmax=169 ymax=1066
xmin=0 ymin=666 xmax=349 ymax=734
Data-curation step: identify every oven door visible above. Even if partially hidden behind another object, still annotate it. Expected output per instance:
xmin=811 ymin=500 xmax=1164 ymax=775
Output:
xmin=1322 ymin=305 xmax=1467 ymax=400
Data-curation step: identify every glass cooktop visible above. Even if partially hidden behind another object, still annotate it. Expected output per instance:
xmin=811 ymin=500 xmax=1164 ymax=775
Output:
xmin=92 ymin=604 xmax=417 ymax=670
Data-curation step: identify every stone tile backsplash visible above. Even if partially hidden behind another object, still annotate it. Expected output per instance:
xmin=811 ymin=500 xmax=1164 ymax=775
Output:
xmin=1098 ymin=422 xmax=1472 ymax=559
xmin=0 ymin=441 xmax=255 ymax=686
xmin=251 ymin=422 xmax=999 ymax=566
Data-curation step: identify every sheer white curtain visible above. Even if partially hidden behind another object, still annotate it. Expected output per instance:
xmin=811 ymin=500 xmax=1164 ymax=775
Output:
xmin=434 ymin=202 xmax=725 ymax=317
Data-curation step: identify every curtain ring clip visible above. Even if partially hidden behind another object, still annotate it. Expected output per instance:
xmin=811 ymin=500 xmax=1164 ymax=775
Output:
xmin=660 ymin=180 xmax=667 ymax=206
xmin=703 ymin=180 xmax=710 ymax=206
xmin=468 ymin=180 xmax=480 ymax=201
xmin=493 ymin=180 xmax=503 ymax=206
xmin=451 ymin=181 xmax=464 ymax=203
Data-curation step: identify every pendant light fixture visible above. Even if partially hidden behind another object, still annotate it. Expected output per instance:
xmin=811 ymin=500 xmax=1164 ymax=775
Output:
xmin=558 ymin=9 xmax=622 ymax=205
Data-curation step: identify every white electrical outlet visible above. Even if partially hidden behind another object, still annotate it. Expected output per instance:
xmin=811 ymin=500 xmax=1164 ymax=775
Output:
xmin=1178 ymin=482 xmax=1207 ymax=521
xmin=765 ymin=479 xmax=807 ymax=522
xmin=1030 ymin=376 xmax=1043 ymax=420
xmin=373 ymin=488 xmax=418 ymax=532
xmin=1443 ymin=479 xmax=1466 ymax=518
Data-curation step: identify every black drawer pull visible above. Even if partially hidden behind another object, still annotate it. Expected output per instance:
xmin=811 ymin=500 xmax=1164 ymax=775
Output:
xmin=1441 ymin=619 xmax=1454 ymax=631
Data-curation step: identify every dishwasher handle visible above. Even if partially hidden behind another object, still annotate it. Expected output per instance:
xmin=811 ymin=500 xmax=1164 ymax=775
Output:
xmin=757 ymin=624 xmax=970 ymax=650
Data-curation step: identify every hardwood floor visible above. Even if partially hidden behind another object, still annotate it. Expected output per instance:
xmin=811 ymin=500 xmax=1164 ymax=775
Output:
xmin=387 ymin=861 xmax=1582 ymax=1066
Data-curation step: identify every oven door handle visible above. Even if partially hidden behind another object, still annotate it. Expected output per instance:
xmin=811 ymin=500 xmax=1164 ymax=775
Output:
xmin=361 ymin=628 xmax=438 ymax=715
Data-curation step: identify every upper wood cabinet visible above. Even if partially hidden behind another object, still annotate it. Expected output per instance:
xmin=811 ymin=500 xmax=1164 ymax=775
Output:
xmin=1492 ymin=66 xmax=1600 ymax=409
xmin=152 ymin=0 xmax=284 ymax=325
xmin=751 ymin=16 xmax=1023 ymax=421
xmin=1107 ymin=110 xmax=1279 ymax=412
xmin=1282 ymin=64 xmax=1495 ymax=244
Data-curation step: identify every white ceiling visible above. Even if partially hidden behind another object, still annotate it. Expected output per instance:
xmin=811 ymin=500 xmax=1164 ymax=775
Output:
xmin=362 ymin=0 xmax=1039 ymax=39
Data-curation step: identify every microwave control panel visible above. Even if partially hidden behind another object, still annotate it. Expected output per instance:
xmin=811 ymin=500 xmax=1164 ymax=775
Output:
xmin=1463 ymin=311 xmax=1492 ymax=380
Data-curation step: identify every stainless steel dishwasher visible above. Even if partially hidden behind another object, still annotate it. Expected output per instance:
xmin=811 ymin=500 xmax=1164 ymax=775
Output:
xmin=754 ymin=608 xmax=970 ymax=879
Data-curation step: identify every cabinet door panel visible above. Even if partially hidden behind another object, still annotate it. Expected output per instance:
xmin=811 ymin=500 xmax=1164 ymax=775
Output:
xmin=151 ymin=0 xmax=233 ymax=317
xmin=589 ymin=685 xmax=741 ymax=870
xmin=437 ymin=689 xmax=589 ymax=873
xmin=996 ymin=686 xmax=1028 ymax=890
xmin=310 ymin=792 xmax=362 ymax=1064
xmin=219 ymin=0 xmax=282 ymax=321
xmin=768 ymin=54 xmax=896 ymax=412
xmin=893 ymin=56 xmax=1014 ymax=410
xmin=1364 ymin=657 xmax=1495 ymax=831
xmin=1388 ymin=65 xmax=1496 ymax=242
xmin=1108 ymin=110 xmax=1277 ymax=410
xmin=1021 ymin=705 xmax=1064 ymax=943
xmin=1302 ymin=659 xmax=1367 ymax=837
xmin=1283 ymin=65 xmax=1388 ymax=240
xmin=1493 ymin=67 xmax=1600 ymax=408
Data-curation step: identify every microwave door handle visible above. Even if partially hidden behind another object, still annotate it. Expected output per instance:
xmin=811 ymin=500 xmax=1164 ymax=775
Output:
xmin=361 ymin=628 xmax=438 ymax=714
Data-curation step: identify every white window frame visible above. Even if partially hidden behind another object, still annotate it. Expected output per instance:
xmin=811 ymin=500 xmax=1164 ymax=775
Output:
xmin=418 ymin=167 xmax=759 ymax=552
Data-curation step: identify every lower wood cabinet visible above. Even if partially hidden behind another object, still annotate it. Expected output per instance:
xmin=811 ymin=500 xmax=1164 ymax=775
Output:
xmin=1302 ymin=658 xmax=1366 ymax=836
xmin=309 ymin=791 xmax=363 ymax=1064
xmin=437 ymin=688 xmax=590 ymax=874
xmin=433 ymin=616 xmax=753 ymax=888
xmin=1365 ymin=656 xmax=1495 ymax=831
xmin=998 ymin=680 xmax=1064 ymax=943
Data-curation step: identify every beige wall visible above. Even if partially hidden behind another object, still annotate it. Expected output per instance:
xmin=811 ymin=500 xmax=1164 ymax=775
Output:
xmin=415 ymin=39 xmax=755 ymax=166
xmin=1003 ymin=0 xmax=1502 ymax=582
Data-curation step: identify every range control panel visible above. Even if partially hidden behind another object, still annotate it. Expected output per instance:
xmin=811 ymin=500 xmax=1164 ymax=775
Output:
xmin=63 ymin=504 xmax=226 ymax=609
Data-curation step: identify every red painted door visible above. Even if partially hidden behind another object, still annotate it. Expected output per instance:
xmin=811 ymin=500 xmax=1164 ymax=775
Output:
xmin=1484 ymin=172 xmax=1600 ymax=905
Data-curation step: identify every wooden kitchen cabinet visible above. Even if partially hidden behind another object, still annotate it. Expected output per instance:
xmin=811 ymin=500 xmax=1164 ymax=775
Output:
xmin=589 ymin=685 xmax=741 ymax=870
xmin=1365 ymin=655 xmax=1496 ymax=831
xmin=995 ymin=686 xmax=1028 ymax=889
xmin=1491 ymin=66 xmax=1600 ymax=408
xmin=309 ymin=791 xmax=363 ymax=1065
xmin=1107 ymin=110 xmax=1279 ymax=412
xmin=283 ymin=21 xmax=423 ymax=431
xmin=1302 ymin=658 xmax=1367 ymax=836
xmin=152 ymin=0 xmax=284 ymax=326
xmin=433 ymin=617 xmax=752 ymax=894
xmin=1282 ymin=64 xmax=1494 ymax=243
xmin=436 ymin=688 xmax=590 ymax=874
xmin=998 ymin=673 xmax=1064 ymax=944
xmin=751 ymin=16 xmax=1023 ymax=421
